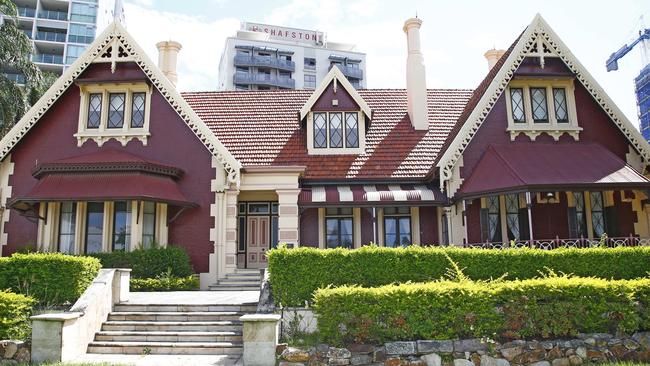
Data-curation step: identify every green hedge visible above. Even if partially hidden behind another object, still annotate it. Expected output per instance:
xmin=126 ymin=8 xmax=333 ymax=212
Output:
xmin=314 ymin=277 xmax=650 ymax=345
xmin=0 ymin=253 xmax=100 ymax=305
xmin=0 ymin=290 xmax=35 ymax=340
xmin=130 ymin=276 xmax=199 ymax=291
xmin=268 ymin=246 xmax=650 ymax=306
xmin=91 ymin=246 xmax=193 ymax=278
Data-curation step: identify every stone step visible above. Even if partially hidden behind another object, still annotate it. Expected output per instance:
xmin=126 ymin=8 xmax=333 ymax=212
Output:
xmin=108 ymin=311 xmax=243 ymax=322
xmin=226 ymin=273 xmax=262 ymax=279
xmin=102 ymin=320 xmax=242 ymax=332
xmin=95 ymin=330 xmax=242 ymax=343
xmin=209 ymin=285 xmax=261 ymax=291
xmin=87 ymin=341 xmax=242 ymax=355
xmin=113 ymin=304 xmax=258 ymax=313
xmin=233 ymin=269 xmax=262 ymax=274
xmin=217 ymin=280 xmax=261 ymax=286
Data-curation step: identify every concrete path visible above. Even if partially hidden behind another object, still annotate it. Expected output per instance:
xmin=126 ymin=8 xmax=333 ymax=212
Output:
xmin=125 ymin=291 xmax=259 ymax=305
xmin=72 ymin=353 xmax=243 ymax=365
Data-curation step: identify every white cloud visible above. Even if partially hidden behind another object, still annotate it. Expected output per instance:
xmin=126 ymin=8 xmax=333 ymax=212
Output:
xmin=123 ymin=2 xmax=239 ymax=91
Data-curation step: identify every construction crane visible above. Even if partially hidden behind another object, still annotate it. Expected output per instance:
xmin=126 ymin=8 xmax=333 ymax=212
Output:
xmin=606 ymin=27 xmax=650 ymax=140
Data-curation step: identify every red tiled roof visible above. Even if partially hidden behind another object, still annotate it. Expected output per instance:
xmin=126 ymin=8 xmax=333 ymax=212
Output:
xmin=457 ymin=143 xmax=650 ymax=198
xmin=183 ymin=89 xmax=472 ymax=181
xmin=431 ymin=32 xmax=523 ymax=174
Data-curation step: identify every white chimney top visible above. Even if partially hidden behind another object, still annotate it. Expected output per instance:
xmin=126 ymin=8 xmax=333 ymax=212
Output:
xmin=156 ymin=40 xmax=182 ymax=87
xmin=484 ymin=48 xmax=506 ymax=71
xmin=403 ymin=17 xmax=429 ymax=131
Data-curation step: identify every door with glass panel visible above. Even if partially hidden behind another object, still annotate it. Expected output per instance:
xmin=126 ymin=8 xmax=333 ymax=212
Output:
xmin=246 ymin=216 xmax=269 ymax=268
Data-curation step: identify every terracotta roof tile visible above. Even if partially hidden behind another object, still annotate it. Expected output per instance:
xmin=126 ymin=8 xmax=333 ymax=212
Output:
xmin=182 ymin=88 xmax=472 ymax=181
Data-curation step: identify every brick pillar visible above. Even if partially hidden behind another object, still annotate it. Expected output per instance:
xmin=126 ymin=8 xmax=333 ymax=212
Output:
xmin=276 ymin=189 xmax=300 ymax=247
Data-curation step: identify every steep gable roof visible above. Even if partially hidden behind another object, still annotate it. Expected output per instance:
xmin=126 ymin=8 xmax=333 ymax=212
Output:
xmin=299 ymin=66 xmax=372 ymax=120
xmin=0 ymin=22 xmax=241 ymax=186
xmin=434 ymin=14 xmax=650 ymax=189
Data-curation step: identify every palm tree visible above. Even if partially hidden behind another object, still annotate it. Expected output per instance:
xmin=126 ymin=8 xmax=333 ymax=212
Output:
xmin=0 ymin=0 xmax=43 ymax=135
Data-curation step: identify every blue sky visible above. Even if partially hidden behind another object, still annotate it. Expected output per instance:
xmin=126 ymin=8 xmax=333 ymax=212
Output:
xmin=121 ymin=0 xmax=649 ymax=124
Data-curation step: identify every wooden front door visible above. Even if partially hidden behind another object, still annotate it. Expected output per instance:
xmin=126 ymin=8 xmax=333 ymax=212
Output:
xmin=246 ymin=216 xmax=269 ymax=268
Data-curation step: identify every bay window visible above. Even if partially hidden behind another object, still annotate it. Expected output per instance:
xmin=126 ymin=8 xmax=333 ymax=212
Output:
xmin=142 ymin=201 xmax=156 ymax=248
xmin=480 ymin=196 xmax=501 ymax=242
xmin=85 ymin=202 xmax=104 ymax=254
xmin=58 ymin=202 xmax=76 ymax=254
xmin=590 ymin=192 xmax=606 ymax=238
xmin=112 ymin=201 xmax=131 ymax=251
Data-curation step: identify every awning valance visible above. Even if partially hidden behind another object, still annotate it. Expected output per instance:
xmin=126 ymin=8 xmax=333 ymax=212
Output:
xmin=9 ymin=172 xmax=196 ymax=209
xmin=457 ymin=143 xmax=650 ymax=199
xmin=299 ymin=184 xmax=447 ymax=207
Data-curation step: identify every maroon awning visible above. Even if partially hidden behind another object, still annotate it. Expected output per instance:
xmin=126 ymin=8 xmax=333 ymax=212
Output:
xmin=299 ymin=184 xmax=447 ymax=207
xmin=10 ymin=172 xmax=196 ymax=208
xmin=457 ymin=143 xmax=650 ymax=199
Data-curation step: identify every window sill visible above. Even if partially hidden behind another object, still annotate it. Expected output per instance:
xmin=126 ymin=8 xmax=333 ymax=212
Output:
xmin=507 ymin=124 xmax=582 ymax=141
xmin=307 ymin=146 xmax=364 ymax=155
xmin=74 ymin=130 xmax=151 ymax=147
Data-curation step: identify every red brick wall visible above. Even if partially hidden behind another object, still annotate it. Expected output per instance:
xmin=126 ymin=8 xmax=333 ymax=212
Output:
xmin=299 ymin=208 xmax=319 ymax=247
xmin=360 ymin=207 xmax=375 ymax=245
xmin=418 ymin=206 xmax=439 ymax=245
xmin=4 ymin=62 xmax=216 ymax=273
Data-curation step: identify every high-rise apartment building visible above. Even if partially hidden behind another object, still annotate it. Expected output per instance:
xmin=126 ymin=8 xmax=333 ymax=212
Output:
xmin=218 ymin=22 xmax=366 ymax=90
xmin=2 ymin=0 xmax=123 ymax=84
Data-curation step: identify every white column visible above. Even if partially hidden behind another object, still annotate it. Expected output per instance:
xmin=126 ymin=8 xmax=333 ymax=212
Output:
xmin=276 ymin=189 xmax=300 ymax=247
xmin=224 ymin=190 xmax=239 ymax=274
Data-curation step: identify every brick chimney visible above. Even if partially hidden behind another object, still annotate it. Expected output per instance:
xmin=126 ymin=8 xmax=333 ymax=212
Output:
xmin=156 ymin=40 xmax=182 ymax=87
xmin=403 ymin=17 xmax=429 ymax=131
xmin=484 ymin=48 xmax=506 ymax=71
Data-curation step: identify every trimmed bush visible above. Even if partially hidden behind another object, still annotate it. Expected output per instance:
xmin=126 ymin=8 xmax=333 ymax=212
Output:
xmin=91 ymin=245 xmax=193 ymax=278
xmin=130 ymin=276 xmax=199 ymax=292
xmin=313 ymin=277 xmax=650 ymax=345
xmin=268 ymin=246 xmax=650 ymax=306
xmin=0 ymin=253 xmax=100 ymax=305
xmin=0 ymin=290 xmax=35 ymax=340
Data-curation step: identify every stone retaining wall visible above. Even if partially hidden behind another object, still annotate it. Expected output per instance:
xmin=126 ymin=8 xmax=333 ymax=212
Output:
xmin=278 ymin=332 xmax=650 ymax=366
xmin=0 ymin=340 xmax=30 ymax=364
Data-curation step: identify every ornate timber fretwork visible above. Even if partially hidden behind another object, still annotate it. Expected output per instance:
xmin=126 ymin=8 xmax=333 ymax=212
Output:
xmin=436 ymin=14 xmax=650 ymax=190
xmin=0 ymin=22 xmax=242 ymax=186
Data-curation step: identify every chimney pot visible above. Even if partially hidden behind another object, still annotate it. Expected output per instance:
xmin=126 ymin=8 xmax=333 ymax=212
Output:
xmin=403 ymin=17 xmax=429 ymax=131
xmin=484 ymin=48 xmax=506 ymax=71
xmin=156 ymin=40 xmax=182 ymax=87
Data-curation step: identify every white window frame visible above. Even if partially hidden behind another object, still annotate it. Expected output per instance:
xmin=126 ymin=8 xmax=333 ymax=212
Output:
xmin=505 ymin=78 xmax=581 ymax=141
xmin=306 ymin=111 xmax=365 ymax=155
xmin=75 ymin=82 xmax=152 ymax=147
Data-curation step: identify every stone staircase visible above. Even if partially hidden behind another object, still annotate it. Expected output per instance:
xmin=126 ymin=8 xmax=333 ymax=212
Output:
xmin=87 ymin=302 xmax=258 ymax=355
xmin=209 ymin=268 xmax=262 ymax=291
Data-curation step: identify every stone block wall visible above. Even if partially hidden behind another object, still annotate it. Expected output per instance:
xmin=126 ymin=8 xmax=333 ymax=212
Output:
xmin=278 ymin=332 xmax=650 ymax=366
xmin=0 ymin=340 xmax=30 ymax=364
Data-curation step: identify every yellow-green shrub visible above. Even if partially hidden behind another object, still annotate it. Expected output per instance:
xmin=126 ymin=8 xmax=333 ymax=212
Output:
xmin=268 ymin=246 xmax=650 ymax=306
xmin=0 ymin=290 xmax=35 ymax=340
xmin=130 ymin=276 xmax=199 ymax=291
xmin=313 ymin=277 xmax=650 ymax=345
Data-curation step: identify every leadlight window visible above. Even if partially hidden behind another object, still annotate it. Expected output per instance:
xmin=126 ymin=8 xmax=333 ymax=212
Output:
xmin=329 ymin=112 xmax=343 ymax=148
xmin=553 ymin=88 xmax=568 ymax=123
xmin=142 ymin=201 xmax=156 ymax=248
xmin=112 ymin=201 xmax=131 ymax=251
xmin=313 ymin=112 xmax=327 ymax=148
xmin=530 ymin=87 xmax=548 ymax=123
xmin=481 ymin=196 xmax=501 ymax=242
xmin=248 ymin=203 xmax=270 ymax=214
xmin=58 ymin=202 xmax=76 ymax=254
xmin=505 ymin=194 xmax=520 ymax=240
xmin=325 ymin=207 xmax=353 ymax=248
xmin=509 ymin=88 xmax=525 ymax=123
xmin=590 ymin=192 xmax=606 ymax=238
xmin=345 ymin=112 xmax=359 ymax=148
xmin=572 ymin=192 xmax=588 ymax=237
xmin=87 ymin=93 xmax=102 ymax=128
xmin=107 ymin=93 xmax=125 ymax=128
xmin=384 ymin=207 xmax=411 ymax=247
xmin=85 ymin=202 xmax=104 ymax=254
xmin=130 ymin=92 xmax=146 ymax=128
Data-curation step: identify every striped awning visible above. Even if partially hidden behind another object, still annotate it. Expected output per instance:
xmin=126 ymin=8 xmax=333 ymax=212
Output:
xmin=298 ymin=185 xmax=447 ymax=207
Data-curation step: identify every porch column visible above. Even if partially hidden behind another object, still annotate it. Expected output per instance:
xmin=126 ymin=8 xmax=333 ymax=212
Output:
xmin=276 ymin=189 xmax=300 ymax=247
xmin=526 ymin=192 xmax=534 ymax=244
xmin=444 ymin=206 xmax=453 ymax=245
xmin=224 ymin=190 xmax=239 ymax=276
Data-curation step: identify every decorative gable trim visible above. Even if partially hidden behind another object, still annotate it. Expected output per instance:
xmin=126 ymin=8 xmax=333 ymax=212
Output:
xmin=299 ymin=66 xmax=372 ymax=120
xmin=436 ymin=14 xmax=650 ymax=189
xmin=0 ymin=22 xmax=242 ymax=186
